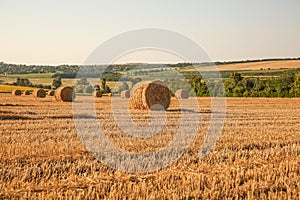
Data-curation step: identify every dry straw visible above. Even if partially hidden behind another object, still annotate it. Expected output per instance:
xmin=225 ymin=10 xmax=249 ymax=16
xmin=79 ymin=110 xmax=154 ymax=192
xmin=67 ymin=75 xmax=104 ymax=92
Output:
xmin=48 ymin=90 xmax=55 ymax=96
xmin=175 ymin=89 xmax=189 ymax=99
xmin=129 ymin=80 xmax=171 ymax=110
xmin=12 ymin=89 xmax=22 ymax=96
xmin=121 ymin=90 xmax=130 ymax=98
xmin=55 ymin=86 xmax=75 ymax=102
xmin=108 ymin=93 xmax=113 ymax=97
xmin=93 ymin=90 xmax=102 ymax=98
xmin=33 ymin=88 xmax=46 ymax=98
xmin=23 ymin=90 xmax=30 ymax=95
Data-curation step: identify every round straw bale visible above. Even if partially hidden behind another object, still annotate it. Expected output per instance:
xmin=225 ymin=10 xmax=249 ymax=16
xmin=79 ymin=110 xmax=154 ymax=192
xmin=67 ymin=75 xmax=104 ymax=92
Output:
xmin=23 ymin=90 xmax=30 ymax=95
xmin=33 ymin=88 xmax=46 ymax=98
xmin=12 ymin=89 xmax=22 ymax=96
xmin=108 ymin=93 xmax=113 ymax=97
xmin=129 ymin=80 xmax=171 ymax=110
xmin=55 ymin=86 xmax=75 ymax=102
xmin=93 ymin=90 xmax=102 ymax=98
xmin=48 ymin=90 xmax=55 ymax=96
xmin=121 ymin=90 xmax=130 ymax=98
xmin=175 ymin=89 xmax=189 ymax=99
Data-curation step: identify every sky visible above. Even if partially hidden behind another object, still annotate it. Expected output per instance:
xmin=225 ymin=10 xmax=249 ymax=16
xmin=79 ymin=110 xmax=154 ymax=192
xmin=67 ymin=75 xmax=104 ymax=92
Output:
xmin=0 ymin=0 xmax=299 ymax=65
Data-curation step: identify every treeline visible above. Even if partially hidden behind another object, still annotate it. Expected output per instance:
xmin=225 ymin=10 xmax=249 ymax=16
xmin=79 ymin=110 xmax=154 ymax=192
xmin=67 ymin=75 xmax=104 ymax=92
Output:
xmin=12 ymin=77 xmax=52 ymax=90
xmin=0 ymin=63 xmax=78 ymax=75
xmin=187 ymin=71 xmax=300 ymax=97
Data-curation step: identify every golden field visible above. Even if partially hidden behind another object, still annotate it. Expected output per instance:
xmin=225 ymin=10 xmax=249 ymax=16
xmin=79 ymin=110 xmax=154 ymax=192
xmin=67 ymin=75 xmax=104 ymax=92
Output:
xmin=0 ymin=94 xmax=300 ymax=199
xmin=0 ymin=85 xmax=36 ymax=93
xmin=191 ymin=60 xmax=300 ymax=71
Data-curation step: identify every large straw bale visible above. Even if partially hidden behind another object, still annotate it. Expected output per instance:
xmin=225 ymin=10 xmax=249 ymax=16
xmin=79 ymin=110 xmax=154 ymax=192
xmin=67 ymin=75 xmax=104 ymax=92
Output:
xmin=55 ymin=86 xmax=75 ymax=102
xmin=129 ymin=80 xmax=170 ymax=110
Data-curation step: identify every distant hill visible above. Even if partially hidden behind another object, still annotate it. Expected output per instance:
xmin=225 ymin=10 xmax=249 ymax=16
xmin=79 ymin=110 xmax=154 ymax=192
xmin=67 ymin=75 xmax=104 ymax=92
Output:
xmin=193 ymin=60 xmax=300 ymax=71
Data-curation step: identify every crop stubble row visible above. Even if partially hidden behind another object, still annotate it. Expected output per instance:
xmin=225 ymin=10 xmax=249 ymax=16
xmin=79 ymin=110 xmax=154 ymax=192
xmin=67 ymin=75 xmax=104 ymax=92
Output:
xmin=0 ymin=94 xmax=300 ymax=199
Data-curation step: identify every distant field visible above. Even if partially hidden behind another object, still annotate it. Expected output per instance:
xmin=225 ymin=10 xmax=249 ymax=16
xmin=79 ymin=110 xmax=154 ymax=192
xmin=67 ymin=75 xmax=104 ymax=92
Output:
xmin=1 ymin=73 xmax=55 ymax=78
xmin=189 ymin=60 xmax=300 ymax=71
xmin=0 ymin=75 xmax=94 ymax=88
xmin=0 ymin=73 xmax=54 ymax=86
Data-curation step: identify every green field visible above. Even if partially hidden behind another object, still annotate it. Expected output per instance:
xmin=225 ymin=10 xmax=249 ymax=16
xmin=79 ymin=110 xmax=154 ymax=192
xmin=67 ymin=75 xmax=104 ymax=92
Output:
xmin=0 ymin=73 xmax=54 ymax=86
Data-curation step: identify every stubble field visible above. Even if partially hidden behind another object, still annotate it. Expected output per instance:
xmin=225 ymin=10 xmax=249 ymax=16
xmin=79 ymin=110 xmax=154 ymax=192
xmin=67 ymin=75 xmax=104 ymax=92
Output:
xmin=0 ymin=94 xmax=300 ymax=199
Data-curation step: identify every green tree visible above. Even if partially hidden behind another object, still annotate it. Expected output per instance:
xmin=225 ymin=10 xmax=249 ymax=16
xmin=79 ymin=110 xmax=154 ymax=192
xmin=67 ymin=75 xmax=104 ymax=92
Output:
xmin=189 ymin=77 xmax=209 ymax=97
xmin=224 ymin=72 xmax=244 ymax=97
xmin=290 ymin=72 xmax=300 ymax=97
xmin=230 ymin=72 xmax=242 ymax=83
xmin=84 ymin=85 xmax=93 ymax=93
xmin=15 ymin=78 xmax=32 ymax=86
xmin=52 ymin=76 xmax=62 ymax=89
xmin=75 ymin=85 xmax=84 ymax=93
xmin=101 ymin=78 xmax=111 ymax=94
xmin=94 ymin=84 xmax=100 ymax=91
xmin=76 ymin=77 xmax=89 ymax=85
xmin=277 ymin=72 xmax=294 ymax=97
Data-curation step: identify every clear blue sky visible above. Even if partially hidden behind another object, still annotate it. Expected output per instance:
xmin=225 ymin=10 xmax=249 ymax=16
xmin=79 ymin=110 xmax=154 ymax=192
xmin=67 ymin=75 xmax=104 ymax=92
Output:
xmin=0 ymin=0 xmax=299 ymax=65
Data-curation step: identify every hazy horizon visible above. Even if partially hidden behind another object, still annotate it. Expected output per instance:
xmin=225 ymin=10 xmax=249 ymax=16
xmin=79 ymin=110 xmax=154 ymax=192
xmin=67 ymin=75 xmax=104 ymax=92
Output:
xmin=2 ymin=57 xmax=300 ymax=67
xmin=0 ymin=0 xmax=299 ymax=65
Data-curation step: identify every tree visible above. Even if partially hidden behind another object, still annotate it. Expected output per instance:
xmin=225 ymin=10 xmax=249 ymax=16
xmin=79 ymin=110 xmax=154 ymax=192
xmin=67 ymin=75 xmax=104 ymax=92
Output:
xmin=131 ymin=78 xmax=142 ymax=86
xmin=52 ymin=76 xmax=62 ymax=89
xmin=114 ymin=81 xmax=130 ymax=94
xmin=101 ymin=78 xmax=111 ymax=94
xmin=15 ymin=78 xmax=32 ymax=86
xmin=291 ymin=72 xmax=300 ymax=97
xmin=121 ymin=81 xmax=129 ymax=91
xmin=230 ymin=72 xmax=242 ymax=83
xmin=277 ymin=72 xmax=294 ymax=97
xmin=84 ymin=85 xmax=93 ymax=93
xmin=76 ymin=77 xmax=89 ymax=85
xmin=75 ymin=85 xmax=84 ymax=93
xmin=94 ymin=84 xmax=100 ymax=91
xmin=189 ymin=77 xmax=209 ymax=97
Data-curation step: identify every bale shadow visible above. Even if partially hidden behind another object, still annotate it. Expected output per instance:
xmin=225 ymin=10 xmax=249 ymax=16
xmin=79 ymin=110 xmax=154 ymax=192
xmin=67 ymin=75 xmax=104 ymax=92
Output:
xmin=0 ymin=115 xmax=35 ymax=120
xmin=0 ymin=103 xmax=25 ymax=107
xmin=167 ymin=109 xmax=210 ymax=114
xmin=47 ymin=114 xmax=95 ymax=119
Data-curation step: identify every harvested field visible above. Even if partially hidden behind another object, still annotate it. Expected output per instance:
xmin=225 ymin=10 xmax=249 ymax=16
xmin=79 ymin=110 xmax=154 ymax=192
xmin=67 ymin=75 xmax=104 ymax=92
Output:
xmin=191 ymin=60 xmax=300 ymax=71
xmin=0 ymin=94 xmax=300 ymax=199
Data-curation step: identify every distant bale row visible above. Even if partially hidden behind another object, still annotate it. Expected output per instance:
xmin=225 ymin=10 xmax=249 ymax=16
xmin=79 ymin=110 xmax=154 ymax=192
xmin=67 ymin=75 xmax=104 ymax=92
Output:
xmin=11 ymin=87 xmax=75 ymax=102
xmin=121 ymin=90 xmax=130 ymax=98
xmin=12 ymin=89 xmax=54 ymax=97
xmin=12 ymin=90 xmax=31 ymax=96
xmin=175 ymin=89 xmax=189 ymax=99
xmin=129 ymin=80 xmax=170 ymax=110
